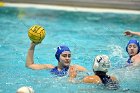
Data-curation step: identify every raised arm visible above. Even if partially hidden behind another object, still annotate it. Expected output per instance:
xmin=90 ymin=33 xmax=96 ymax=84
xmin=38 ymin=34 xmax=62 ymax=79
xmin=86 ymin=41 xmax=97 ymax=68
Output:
xmin=26 ymin=42 xmax=54 ymax=70
xmin=124 ymin=30 xmax=140 ymax=37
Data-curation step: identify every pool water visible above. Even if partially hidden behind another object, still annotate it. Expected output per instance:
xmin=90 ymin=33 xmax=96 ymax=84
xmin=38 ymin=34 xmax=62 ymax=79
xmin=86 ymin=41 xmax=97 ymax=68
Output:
xmin=0 ymin=6 xmax=140 ymax=93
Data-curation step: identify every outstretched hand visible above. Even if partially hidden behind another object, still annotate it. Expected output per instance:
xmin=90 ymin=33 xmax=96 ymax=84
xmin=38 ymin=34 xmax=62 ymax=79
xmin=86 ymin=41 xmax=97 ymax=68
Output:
xmin=124 ymin=30 xmax=133 ymax=37
xmin=69 ymin=66 xmax=77 ymax=78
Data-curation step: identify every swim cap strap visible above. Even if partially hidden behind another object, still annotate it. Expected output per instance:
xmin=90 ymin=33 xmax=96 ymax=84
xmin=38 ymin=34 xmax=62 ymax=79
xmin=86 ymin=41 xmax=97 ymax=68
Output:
xmin=127 ymin=56 xmax=132 ymax=64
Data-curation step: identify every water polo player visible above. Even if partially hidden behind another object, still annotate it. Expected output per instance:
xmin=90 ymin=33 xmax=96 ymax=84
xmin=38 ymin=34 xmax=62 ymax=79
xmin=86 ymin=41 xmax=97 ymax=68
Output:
xmin=126 ymin=39 xmax=140 ymax=66
xmin=16 ymin=86 xmax=34 ymax=93
xmin=26 ymin=42 xmax=86 ymax=76
xmin=69 ymin=55 xmax=119 ymax=89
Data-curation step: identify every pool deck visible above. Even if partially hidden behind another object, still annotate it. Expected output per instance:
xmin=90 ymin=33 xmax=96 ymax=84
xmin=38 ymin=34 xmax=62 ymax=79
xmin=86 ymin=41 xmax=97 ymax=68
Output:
xmin=1 ymin=0 xmax=140 ymax=14
xmin=3 ymin=0 xmax=140 ymax=10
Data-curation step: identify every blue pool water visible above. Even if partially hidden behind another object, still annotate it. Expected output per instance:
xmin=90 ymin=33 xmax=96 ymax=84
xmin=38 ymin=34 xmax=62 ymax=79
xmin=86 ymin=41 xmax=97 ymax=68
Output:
xmin=0 ymin=6 xmax=140 ymax=93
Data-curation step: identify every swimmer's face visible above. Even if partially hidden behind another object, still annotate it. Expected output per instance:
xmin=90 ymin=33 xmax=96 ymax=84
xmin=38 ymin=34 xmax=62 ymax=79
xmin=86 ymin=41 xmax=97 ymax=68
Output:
xmin=127 ymin=43 xmax=138 ymax=56
xmin=59 ymin=51 xmax=71 ymax=66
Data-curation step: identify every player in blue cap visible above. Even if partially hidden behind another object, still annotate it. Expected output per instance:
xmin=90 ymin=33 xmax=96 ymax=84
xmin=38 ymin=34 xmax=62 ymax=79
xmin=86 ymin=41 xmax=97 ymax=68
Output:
xmin=26 ymin=42 xmax=86 ymax=77
xmin=126 ymin=39 xmax=140 ymax=66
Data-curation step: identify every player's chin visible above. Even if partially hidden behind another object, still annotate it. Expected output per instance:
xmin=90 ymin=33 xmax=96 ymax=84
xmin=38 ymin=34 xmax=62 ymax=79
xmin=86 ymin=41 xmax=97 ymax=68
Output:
xmin=64 ymin=63 xmax=70 ymax=66
xmin=129 ymin=52 xmax=137 ymax=56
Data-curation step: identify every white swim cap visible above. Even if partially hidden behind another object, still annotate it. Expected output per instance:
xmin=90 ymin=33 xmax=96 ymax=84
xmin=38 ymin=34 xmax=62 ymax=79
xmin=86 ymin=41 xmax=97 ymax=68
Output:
xmin=93 ymin=55 xmax=110 ymax=72
xmin=16 ymin=86 xmax=34 ymax=93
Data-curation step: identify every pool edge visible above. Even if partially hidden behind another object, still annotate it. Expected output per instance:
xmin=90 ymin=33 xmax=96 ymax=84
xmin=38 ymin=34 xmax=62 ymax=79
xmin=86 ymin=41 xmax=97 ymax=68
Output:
xmin=2 ymin=2 xmax=140 ymax=14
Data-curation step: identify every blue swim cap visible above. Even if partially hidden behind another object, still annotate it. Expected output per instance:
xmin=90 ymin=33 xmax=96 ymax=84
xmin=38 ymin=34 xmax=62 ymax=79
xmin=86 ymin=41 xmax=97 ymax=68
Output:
xmin=126 ymin=39 xmax=140 ymax=54
xmin=55 ymin=45 xmax=71 ymax=62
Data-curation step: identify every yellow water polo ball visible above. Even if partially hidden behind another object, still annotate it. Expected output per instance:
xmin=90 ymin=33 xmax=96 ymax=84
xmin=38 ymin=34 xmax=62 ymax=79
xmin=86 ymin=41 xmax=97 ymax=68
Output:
xmin=0 ymin=2 xmax=5 ymax=7
xmin=28 ymin=25 xmax=46 ymax=43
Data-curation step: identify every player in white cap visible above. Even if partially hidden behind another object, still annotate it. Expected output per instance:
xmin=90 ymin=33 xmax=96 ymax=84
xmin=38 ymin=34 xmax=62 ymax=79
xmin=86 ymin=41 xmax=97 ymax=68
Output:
xmin=16 ymin=86 xmax=34 ymax=93
xmin=69 ymin=55 xmax=119 ymax=89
